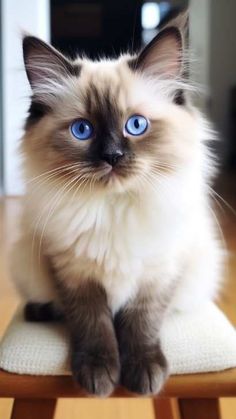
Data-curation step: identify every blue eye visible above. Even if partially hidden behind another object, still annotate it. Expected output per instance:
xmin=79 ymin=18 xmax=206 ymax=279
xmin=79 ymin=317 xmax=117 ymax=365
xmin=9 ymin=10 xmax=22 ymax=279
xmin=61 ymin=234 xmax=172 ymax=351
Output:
xmin=125 ymin=115 xmax=148 ymax=136
xmin=70 ymin=119 xmax=93 ymax=140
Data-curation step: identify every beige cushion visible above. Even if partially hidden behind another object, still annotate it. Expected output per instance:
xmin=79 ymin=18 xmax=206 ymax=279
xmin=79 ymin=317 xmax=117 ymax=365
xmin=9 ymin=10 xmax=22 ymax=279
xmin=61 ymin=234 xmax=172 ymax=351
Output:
xmin=0 ymin=303 xmax=236 ymax=376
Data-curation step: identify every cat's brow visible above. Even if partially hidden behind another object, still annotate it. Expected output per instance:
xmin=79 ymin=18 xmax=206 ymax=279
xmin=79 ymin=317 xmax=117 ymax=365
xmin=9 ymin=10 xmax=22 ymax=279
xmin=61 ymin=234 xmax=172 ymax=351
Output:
xmin=84 ymin=83 xmax=122 ymax=124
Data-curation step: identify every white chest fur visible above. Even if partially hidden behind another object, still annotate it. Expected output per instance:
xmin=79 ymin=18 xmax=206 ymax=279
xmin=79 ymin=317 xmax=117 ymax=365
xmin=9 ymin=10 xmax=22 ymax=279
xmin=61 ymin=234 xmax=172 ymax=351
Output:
xmin=36 ymin=174 xmax=197 ymax=311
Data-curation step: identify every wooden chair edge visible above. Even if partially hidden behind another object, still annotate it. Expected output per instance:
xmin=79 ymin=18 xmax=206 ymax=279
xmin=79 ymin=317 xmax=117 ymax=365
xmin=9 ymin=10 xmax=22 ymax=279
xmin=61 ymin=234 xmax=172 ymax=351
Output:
xmin=0 ymin=368 xmax=236 ymax=398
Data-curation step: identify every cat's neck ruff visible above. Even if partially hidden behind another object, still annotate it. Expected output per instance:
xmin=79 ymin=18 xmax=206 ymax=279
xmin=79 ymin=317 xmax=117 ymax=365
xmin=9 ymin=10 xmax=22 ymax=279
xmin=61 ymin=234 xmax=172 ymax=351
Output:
xmin=30 ymin=163 xmax=203 ymax=258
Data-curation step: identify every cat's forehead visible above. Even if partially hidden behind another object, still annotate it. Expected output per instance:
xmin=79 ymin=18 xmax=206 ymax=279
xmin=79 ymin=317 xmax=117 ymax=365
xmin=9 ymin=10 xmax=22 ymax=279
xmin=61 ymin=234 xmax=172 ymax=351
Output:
xmin=68 ymin=56 xmax=160 ymax=118
xmin=78 ymin=57 xmax=132 ymax=96
xmin=67 ymin=57 xmax=135 ymax=116
xmin=76 ymin=55 xmax=130 ymax=79
xmin=54 ymin=56 xmax=170 ymax=121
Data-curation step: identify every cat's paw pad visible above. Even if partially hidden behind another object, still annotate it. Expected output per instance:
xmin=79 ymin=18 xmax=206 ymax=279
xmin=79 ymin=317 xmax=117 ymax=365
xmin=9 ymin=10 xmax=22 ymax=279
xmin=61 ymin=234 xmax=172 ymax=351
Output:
xmin=121 ymin=352 xmax=169 ymax=395
xmin=72 ymin=351 xmax=120 ymax=397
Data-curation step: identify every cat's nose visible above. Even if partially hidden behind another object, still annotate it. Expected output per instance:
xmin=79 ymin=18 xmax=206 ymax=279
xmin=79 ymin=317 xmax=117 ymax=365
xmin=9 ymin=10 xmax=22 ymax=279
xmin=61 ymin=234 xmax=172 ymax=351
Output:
xmin=101 ymin=151 xmax=124 ymax=166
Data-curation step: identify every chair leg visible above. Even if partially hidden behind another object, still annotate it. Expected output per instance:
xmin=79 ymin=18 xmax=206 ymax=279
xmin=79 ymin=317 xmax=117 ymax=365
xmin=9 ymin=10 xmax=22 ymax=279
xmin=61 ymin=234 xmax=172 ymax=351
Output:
xmin=178 ymin=398 xmax=221 ymax=419
xmin=153 ymin=398 xmax=180 ymax=419
xmin=11 ymin=398 xmax=57 ymax=419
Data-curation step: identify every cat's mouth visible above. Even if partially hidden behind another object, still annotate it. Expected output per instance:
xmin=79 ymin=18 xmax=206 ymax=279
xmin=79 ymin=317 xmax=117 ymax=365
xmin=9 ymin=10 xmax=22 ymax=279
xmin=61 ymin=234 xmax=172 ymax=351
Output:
xmin=98 ymin=162 xmax=129 ymax=185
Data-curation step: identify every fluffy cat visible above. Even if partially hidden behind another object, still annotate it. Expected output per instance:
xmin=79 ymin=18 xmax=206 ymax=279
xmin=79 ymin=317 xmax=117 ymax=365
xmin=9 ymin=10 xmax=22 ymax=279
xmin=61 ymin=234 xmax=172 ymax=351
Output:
xmin=11 ymin=15 xmax=223 ymax=396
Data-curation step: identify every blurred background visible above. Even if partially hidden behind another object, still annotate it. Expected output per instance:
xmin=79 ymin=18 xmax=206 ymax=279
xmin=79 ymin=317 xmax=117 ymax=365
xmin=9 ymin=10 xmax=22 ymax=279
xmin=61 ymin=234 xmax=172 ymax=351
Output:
xmin=0 ymin=1 xmax=236 ymax=418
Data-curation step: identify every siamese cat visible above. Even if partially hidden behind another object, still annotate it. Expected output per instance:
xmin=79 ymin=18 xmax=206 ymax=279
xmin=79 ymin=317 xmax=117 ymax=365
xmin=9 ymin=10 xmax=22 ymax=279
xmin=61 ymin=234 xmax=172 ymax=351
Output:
xmin=11 ymin=14 xmax=223 ymax=396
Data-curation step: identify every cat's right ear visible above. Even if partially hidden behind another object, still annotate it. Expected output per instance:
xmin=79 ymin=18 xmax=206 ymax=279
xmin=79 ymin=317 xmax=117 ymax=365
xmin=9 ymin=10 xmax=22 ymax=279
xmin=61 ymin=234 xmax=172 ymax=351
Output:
xmin=23 ymin=36 xmax=80 ymax=90
xmin=130 ymin=26 xmax=183 ymax=80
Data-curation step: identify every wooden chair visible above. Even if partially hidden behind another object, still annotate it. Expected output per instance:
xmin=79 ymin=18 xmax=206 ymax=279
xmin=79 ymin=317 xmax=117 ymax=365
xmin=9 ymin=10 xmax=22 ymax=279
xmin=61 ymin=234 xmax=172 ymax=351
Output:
xmin=0 ymin=368 xmax=236 ymax=419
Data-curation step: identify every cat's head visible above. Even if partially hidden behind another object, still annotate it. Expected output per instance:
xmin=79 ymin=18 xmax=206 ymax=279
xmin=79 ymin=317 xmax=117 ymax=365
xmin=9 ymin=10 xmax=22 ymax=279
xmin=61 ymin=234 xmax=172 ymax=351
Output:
xmin=22 ymin=13 xmax=198 ymax=195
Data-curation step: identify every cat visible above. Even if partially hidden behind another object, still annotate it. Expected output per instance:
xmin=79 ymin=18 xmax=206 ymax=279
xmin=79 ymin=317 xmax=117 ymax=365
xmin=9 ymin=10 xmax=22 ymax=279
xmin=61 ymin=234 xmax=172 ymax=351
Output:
xmin=11 ymin=13 xmax=223 ymax=397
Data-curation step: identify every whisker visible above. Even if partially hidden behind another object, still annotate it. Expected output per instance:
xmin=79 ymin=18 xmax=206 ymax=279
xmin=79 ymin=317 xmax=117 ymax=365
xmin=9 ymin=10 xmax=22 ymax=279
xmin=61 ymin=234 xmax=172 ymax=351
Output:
xmin=26 ymin=162 xmax=87 ymax=185
xmin=209 ymin=187 xmax=236 ymax=218
xmin=25 ymin=165 xmax=87 ymax=207
xmin=37 ymin=173 xmax=85 ymax=265
xmin=30 ymin=170 xmax=87 ymax=276
xmin=206 ymin=204 xmax=228 ymax=278
xmin=208 ymin=190 xmax=226 ymax=217
xmin=140 ymin=171 xmax=172 ymax=205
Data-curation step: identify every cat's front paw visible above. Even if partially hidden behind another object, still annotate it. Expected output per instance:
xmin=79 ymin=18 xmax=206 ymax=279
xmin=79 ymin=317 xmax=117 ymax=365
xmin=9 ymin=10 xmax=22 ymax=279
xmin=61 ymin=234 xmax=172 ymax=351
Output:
xmin=121 ymin=349 xmax=169 ymax=395
xmin=71 ymin=347 xmax=120 ymax=397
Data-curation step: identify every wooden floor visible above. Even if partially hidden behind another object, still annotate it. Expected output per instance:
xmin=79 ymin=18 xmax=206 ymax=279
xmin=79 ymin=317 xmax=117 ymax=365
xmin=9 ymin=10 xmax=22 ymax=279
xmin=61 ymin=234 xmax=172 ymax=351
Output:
xmin=0 ymin=173 xmax=236 ymax=419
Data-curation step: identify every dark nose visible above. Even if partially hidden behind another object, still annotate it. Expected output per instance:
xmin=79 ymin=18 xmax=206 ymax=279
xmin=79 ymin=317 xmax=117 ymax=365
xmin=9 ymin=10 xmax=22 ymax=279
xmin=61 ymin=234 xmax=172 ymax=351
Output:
xmin=101 ymin=151 xmax=124 ymax=166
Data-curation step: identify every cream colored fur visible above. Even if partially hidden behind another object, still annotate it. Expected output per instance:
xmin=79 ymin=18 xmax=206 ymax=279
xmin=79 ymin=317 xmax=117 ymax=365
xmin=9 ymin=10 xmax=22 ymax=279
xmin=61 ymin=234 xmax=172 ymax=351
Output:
xmin=11 ymin=56 xmax=224 ymax=315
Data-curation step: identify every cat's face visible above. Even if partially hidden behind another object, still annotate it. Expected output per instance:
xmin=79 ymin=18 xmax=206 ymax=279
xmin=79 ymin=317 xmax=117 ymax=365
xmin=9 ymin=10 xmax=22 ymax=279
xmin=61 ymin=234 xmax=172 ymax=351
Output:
xmin=22 ymin=24 xmax=197 ymax=194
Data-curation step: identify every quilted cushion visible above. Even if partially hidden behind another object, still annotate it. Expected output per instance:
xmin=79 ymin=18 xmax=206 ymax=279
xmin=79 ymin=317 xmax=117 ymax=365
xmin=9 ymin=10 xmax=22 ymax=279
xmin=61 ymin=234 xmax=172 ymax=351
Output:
xmin=0 ymin=303 xmax=236 ymax=376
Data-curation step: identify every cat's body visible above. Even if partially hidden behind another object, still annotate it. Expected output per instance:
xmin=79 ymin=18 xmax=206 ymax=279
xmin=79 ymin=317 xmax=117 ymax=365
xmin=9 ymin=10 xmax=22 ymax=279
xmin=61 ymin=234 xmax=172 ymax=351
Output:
xmin=15 ymin=138 xmax=221 ymax=313
xmin=11 ymin=17 xmax=224 ymax=396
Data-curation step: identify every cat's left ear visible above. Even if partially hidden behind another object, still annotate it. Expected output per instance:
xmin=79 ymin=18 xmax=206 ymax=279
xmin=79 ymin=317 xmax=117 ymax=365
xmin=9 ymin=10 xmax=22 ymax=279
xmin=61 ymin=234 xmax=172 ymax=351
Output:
xmin=132 ymin=26 xmax=183 ymax=79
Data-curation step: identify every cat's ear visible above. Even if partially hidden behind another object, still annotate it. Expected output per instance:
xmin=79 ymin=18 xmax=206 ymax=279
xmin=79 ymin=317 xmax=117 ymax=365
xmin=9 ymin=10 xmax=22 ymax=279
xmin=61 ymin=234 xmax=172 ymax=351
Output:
xmin=132 ymin=26 xmax=183 ymax=79
xmin=23 ymin=36 xmax=79 ymax=89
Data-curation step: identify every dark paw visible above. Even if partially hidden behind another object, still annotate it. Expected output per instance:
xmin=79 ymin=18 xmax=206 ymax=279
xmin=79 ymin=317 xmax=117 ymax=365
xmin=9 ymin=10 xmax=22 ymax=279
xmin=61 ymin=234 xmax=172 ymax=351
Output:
xmin=72 ymin=347 xmax=120 ymax=397
xmin=24 ymin=302 xmax=64 ymax=322
xmin=121 ymin=349 xmax=169 ymax=395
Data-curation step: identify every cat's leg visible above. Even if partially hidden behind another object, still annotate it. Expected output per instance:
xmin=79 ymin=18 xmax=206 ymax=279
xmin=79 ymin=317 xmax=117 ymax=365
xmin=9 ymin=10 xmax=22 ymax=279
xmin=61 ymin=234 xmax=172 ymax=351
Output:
xmin=56 ymin=279 xmax=120 ymax=397
xmin=24 ymin=301 xmax=64 ymax=322
xmin=114 ymin=284 xmax=169 ymax=395
xmin=170 ymin=235 xmax=224 ymax=312
xmin=10 ymin=230 xmax=61 ymax=321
